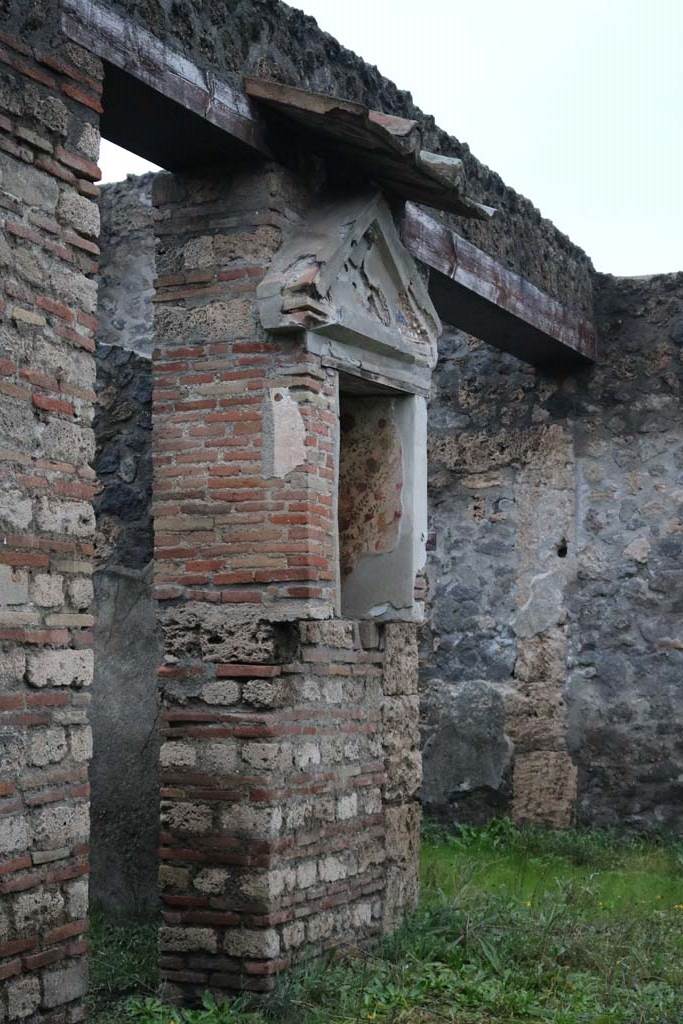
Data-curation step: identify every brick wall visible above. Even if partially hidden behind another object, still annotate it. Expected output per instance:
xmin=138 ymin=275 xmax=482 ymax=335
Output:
xmin=151 ymin=165 xmax=338 ymax=614
xmin=152 ymin=164 xmax=421 ymax=999
xmin=0 ymin=27 xmax=101 ymax=1024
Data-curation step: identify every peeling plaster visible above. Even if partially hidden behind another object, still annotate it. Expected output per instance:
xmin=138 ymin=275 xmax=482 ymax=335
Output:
xmin=338 ymin=397 xmax=403 ymax=580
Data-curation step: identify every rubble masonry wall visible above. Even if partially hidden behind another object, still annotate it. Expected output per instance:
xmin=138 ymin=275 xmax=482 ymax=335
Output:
xmin=90 ymin=174 xmax=160 ymax=916
xmin=422 ymin=273 xmax=683 ymax=832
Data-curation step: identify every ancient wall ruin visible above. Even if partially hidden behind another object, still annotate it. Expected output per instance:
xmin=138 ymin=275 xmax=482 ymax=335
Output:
xmin=0 ymin=22 xmax=101 ymax=1021
xmin=91 ymin=168 xmax=683 ymax=849
xmin=0 ymin=0 xmax=681 ymax=1020
xmin=0 ymin=58 xmax=424 ymax=1008
xmin=91 ymin=0 xmax=595 ymax=319
xmin=569 ymin=274 xmax=683 ymax=829
xmin=422 ymin=272 xmax=683 ymax=832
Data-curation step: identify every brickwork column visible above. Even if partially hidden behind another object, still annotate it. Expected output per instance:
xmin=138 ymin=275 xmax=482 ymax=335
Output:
xmin=152 ymin=161 xmax=423 ymax=999
xmin=0 ymin=22 xmax=102 ymax=1024
xmin=152 ymin=165 xmax=338 ymax=999
xmin=152 ymin=164 xmax=424 ymax=1002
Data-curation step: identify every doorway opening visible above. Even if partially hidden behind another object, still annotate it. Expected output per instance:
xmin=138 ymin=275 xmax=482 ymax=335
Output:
xmin=90 ymin=147 xmax=160 ymax=917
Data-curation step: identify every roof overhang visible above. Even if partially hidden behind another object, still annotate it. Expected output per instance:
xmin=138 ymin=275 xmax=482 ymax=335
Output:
xmin=62 ymin=0 xmax=491 ymax=218
xmin=243 ymin=78 xmax=493 ymax=219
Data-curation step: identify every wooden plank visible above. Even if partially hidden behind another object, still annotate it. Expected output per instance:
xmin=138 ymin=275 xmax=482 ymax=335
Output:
xmin=244 ymin=78 xmax=492 ymax=220
xmin=61 ymin=0 xmax=272 ymax=161
xmin=401 ymin=202 xmax=597 ymax=365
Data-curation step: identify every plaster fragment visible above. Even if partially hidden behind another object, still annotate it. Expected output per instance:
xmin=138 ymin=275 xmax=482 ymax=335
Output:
xmin=263 ymin=387 xmax=306 ymax=478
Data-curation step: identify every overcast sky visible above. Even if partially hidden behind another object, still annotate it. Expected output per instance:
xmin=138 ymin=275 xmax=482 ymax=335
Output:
xmin=99 ymin=0 xmax=682 ymax=277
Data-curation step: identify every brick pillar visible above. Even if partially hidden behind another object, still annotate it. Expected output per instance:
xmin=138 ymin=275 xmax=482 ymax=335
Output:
xmin=0 ymin=22 xmax=102 ymax=1024
xmin=152 ymin=164 xmax=336 ymax=999
xmin=152 ymin=166 xmax=422 ymax=1001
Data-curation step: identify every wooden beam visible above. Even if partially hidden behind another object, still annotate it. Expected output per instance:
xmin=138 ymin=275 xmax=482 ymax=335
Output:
xmin=401 ymin=202 xmax=597 ymax=366
xmin=61 ymin=0 xmax=272 ymax=165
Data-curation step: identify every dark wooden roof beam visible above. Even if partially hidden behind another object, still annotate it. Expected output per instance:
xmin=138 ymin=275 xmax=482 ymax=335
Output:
xmin=61 ymin=0 xmax=272 ymax=168
xmin=401 ymin=202 xmax=597 ymax=366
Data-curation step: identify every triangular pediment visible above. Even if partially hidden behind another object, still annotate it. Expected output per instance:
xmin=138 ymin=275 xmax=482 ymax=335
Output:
xmin=257 ymin=192 xmax=441 ymax=386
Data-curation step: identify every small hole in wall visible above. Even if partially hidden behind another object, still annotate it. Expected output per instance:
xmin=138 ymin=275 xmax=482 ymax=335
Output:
xmin=557 ymin=538 xmax=568 ymax=558
xmin=274 ymin=392 xmax=283 ymax=402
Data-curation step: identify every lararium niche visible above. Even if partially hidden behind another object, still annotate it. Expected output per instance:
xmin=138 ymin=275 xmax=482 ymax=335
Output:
xmin=258 ymin=191 xmax=438 ymax=623
xmin=338 ymin=385 xmax=427 ymax=621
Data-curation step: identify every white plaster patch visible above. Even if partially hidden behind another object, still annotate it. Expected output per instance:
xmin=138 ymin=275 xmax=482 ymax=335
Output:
xmin=263 ymin=388 xmax=306 ymax=478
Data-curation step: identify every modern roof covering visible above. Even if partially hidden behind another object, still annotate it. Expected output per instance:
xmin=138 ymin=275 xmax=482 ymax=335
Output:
xmin=244 ymin=78 xmax=494 ymax=220
xmin=62 ymin=0 xmax=596 ymax=366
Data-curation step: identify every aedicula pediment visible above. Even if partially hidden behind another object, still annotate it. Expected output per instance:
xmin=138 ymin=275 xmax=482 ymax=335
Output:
xmin=257 ymin=192 xmax=441 ymax=392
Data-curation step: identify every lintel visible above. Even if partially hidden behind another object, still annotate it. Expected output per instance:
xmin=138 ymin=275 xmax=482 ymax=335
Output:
xmin=401 ymin=202 xmax=598 ymax=366
xmin=61 ymin=0 xmax=272 ymax=167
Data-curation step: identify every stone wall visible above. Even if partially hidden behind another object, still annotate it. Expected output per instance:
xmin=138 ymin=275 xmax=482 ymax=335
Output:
xmin=159 ymin=618 xmax=420 ymax=999
xmin=0 ymin=4 xmax=678 ymax=1019
xmin=96 ymin=174 xmax=155 ymax=357
xmin=94 ymin=342 xmax=153 ymax=570
xmin=0 ymin=24 xmax=101 ymax=1024
xmin=91 ymin=164 xmax=683 ymax=943
xmin=90 ymin=566 xmax=160 ymax=915
xmin=567 ymin=274 xmax=683 ymax=830
xmin=422 ymin=272 xmax=683 ymax=832
xmin=93 ymin=170 xmax=155 ymax=519
xmin=90 ymin=358 xmax=159 ymax=917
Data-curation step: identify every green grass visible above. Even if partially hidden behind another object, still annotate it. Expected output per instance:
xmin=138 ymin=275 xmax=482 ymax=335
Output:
xmin=89 ymin=821 xmax=683 ymax=1024
xmin=88 ymin=909 xmax=158 ymax=1020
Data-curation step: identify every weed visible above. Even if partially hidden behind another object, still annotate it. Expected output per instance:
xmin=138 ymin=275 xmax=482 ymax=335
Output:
xmin=87 ymin=907 xmax=158 ymax=1023
xmin=89 ymin=823 xmax=683 ymax=1024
